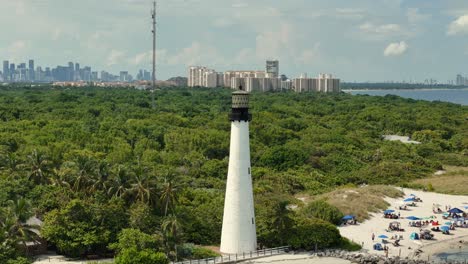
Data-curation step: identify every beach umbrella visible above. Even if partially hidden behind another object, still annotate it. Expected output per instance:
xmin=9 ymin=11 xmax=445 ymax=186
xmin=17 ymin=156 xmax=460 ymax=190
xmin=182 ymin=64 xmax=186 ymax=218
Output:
xmin=440 ymin=226 xmax=450 ymax=232
xmin=404 ymin=198 xmax=415 ymax=202
xmin=443 ymin=213 xmax=449 ymax=217
xmin=448 ymin=208 xmax=464 ymax=214
xmin=407 ymin=216 xmax=420 ymax=220
xmin=445 ymin=222 xmax=452 ymax=225
xmin=431 ymin=222 xmax=440 ymax=226
xmin=463 ymin=206 xmax=468 ymax=209
xmin=342 ymin=215 xmax=355 ymax=221
xmin=378 ymin=235 xmax=388 ymax=239
xmin=384 ymin=209 xmax=395 ymax=214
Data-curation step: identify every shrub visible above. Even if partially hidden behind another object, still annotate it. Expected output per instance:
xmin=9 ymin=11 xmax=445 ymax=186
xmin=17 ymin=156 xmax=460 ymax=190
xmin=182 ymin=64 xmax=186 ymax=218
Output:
xmin=7 ymin=257 xmax=31 ymax=264
xmin=288 ymin=217 xmax=341 ymax=251
xmin=115 ymin=248 xmax=168 ymax=264
xmin=191 ymin=247 xmax=219 ymax=259
xmin=336 ymin=237 xmax=362 ymax=251
xmin=300 ymin=199 xmax=343 ymax=225
xmin=109 ymin=228 xmax=163 ymax=253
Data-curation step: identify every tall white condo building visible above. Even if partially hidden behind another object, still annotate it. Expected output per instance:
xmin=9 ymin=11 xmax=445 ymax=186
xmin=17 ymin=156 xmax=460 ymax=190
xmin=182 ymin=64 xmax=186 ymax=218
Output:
xmin=220 ymin=89 xmax=257 ymax=254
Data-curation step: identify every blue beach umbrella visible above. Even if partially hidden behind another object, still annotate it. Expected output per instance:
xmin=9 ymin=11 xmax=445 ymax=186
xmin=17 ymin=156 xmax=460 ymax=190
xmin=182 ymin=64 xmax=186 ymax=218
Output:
xmin=378 ymin=235 xmax=388 ymax=239
xmin=342 ymin=215 xmax=355 ymax=221
xmin=404 ymin=198 xmax=415 ymax=202
xmin=463 ymin=206 xmax=468 ymax=209
xmin=440 ymin=226 xmax=450 ymax=232
xmin=448 ymin=208 xmax=464 ymax=214
xmin=407 ymin=216 xmax=420 ymax=220
xmin=384 ymin=209 xmax=395 ymax=214
xmin=445 ymin=222 xmax=452 ymax=225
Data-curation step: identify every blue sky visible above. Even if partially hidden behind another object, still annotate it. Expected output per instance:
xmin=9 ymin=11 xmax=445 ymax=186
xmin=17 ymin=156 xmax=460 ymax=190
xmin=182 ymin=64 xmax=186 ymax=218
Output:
xmin=1 ymin=0 xmax=468 ymax=82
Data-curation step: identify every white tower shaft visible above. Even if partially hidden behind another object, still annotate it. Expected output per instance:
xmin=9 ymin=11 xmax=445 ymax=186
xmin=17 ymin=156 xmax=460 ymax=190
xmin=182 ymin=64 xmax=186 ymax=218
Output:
xmin=221 ymin=91 xmax=257 ymax=254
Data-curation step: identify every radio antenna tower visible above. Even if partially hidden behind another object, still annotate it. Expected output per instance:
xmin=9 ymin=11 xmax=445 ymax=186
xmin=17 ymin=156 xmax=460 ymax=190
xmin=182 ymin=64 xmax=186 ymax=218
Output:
xmin=151 ymin=0 xmax=157 ymax=109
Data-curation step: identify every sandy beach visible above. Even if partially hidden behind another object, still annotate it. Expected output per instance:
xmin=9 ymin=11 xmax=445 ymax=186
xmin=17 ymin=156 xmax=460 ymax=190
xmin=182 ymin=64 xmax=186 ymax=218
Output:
xmin=338 ymin=188 xmax=468 ymax=260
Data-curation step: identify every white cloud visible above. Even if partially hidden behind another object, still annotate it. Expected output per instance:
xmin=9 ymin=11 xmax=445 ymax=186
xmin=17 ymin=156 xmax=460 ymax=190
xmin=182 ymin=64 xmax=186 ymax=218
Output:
xmin=360 ymin=22 xmax=401 ymax=35
xmin=106 ymin=50 xmax=125 ymax=66
xmin=295 ymin=43 xmax=321 ymax=65
xmin=448 ymin=15 xmax=468 ymax=35
xmin=213 ymin=17 xmax=235 ymax=28
xmin=384 ymin=41 xmax=408 ymax=57
xmin=15 ymin=1 xmax=26 ymax=15
xmin=8 ymin=40 xmax=26 ymax=53
xmin=407 ymin=8 xmax=430 ymax=24
xmin=167 ymin=42 xmax=224 ymax=67
xmin=335 ymin=8 xmax=365 ymax=20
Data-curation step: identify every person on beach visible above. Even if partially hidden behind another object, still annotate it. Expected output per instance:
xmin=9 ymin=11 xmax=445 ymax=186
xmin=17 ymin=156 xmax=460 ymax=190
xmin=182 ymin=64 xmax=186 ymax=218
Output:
xmin=372 ymin=233 xmax=375 ymax=241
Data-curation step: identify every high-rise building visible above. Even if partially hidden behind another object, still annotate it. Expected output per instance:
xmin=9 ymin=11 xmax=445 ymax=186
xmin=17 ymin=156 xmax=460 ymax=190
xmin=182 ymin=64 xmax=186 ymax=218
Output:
xmin=75 ymin=63 xmax=81 ymax=81
xmin=3 ymin=61 xmax=9 ymax=81
xmin=29 ymin=59 xmax=35 ymax=81
xmin=292 ymin=73 xmax=340 ymax=93
xmin=68 ymin=62 xmax=74 ymax=81
xmin=266 ymin=60 xmax=279 ymax=78
xmin=120 ymin=71 xmax=129 ymax=82
xmin=221 ymin=89 xmax=257 ymax=254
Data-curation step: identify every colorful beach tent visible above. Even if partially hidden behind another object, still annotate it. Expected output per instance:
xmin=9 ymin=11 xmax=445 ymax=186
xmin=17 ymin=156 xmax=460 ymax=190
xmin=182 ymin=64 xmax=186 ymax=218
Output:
xmin=409 ymin=232 xmax=419 ymax=240
xmin=384 ymin=210 xmax=395 ymax=214
xmin=342 ymin=215 xmax=355 ymax=221
xmin=407 ymin=216 xmax=420 ymax=220
xmin=448 ymin=208 xmax=464 ymax=214
xmin=373 ymin=243 xmax=383 ymax=250
xmin=440 ymin=226 xmax=450 ymax=232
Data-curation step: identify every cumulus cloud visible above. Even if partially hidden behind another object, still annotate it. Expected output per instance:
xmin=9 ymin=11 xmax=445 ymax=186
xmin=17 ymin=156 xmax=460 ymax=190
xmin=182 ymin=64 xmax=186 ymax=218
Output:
xmin=106 ymin=49 xmax=125 ymax=66
xmin=384 ymin=41 xmax=408 ymax=57
xmin=8 ymin=40 xmax=26 ymax=53
xmin=448 ymin=15 xmax=468 ymax=35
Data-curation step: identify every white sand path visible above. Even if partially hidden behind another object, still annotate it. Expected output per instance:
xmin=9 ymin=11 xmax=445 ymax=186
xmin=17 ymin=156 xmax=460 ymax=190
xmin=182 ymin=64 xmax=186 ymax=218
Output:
xmin=243 ymin=254 xmax=351 ymax=264
xmin=338 ymin=188 xmax=468 ymax=259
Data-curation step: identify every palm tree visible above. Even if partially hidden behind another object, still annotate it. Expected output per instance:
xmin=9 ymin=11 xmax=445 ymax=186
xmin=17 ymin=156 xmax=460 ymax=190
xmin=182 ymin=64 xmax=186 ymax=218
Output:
xmin=27 ymin=150 xmax=50 ymax=184
xmin=107 ymin=165 xmax=131 ymax=199
xmin=0 ymin=198 xmax=40 ymax=253
xmin=72 ymin=155 xmax=96 ymax=193
xmin=161 ymin=214 xmax=181 ymax=261
xmin=160 ymin=176 xmax=178 ymax=216
xmin=271 ymin=200 xmax=293 ymax=245
xmin=89 ymin=161 xmax=110 ymax=194
xmin=129 ymin=168 xmax=156 ymax=204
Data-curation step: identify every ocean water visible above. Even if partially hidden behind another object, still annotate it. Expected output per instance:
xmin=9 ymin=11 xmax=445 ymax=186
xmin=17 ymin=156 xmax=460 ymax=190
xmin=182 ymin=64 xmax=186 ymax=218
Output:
xmin=434 ymin=250 xmax=468 ymax=263
xmin=346 ymin=89 xmax=468 ymax=105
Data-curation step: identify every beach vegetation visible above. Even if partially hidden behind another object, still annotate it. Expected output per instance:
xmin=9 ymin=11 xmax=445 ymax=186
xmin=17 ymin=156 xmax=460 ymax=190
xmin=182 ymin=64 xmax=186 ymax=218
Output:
xmin=0 ymin=86 xmax=466 ymax=260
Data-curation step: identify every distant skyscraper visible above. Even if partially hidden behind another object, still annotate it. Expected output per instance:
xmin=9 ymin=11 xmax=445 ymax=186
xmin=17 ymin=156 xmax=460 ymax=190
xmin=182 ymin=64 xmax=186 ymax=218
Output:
xmin=75 ymin=63 xmax=81 ymax=81
xmin=3 ymin=61 xmax=9 ymax=81
xmin=10 ymin=64 xmax=15 ymax=81
xmin=266 ymin=60 xmax=279 ymax=78
xmin=29 ymin=59 xmax=35 ymax=81
xmin=68 ymin=62 xmax=74 ymax=81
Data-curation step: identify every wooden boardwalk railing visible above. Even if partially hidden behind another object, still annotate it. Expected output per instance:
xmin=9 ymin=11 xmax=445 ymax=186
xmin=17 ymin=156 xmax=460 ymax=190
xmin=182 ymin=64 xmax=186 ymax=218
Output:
xmin=172 ymin=246 xmax=290 ymax=264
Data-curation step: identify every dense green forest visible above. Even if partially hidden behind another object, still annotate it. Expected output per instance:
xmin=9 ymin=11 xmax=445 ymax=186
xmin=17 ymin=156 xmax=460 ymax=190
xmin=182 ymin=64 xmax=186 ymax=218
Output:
xmin=0 ymin=86 xmax=466 ymax=263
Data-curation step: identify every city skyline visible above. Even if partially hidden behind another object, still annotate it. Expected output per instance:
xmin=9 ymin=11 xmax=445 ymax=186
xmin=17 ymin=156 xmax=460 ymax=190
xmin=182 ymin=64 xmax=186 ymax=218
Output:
xmin=0 ymin=58 xmax=154 ymax=83
xmin=2 ymin=1 xmax=468 ymax=82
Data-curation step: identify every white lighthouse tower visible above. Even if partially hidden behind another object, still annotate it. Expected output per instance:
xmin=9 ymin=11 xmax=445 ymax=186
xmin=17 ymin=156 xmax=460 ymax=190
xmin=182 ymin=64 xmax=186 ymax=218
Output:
xmin=220 ymin=88 xmax=257 ymax=254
